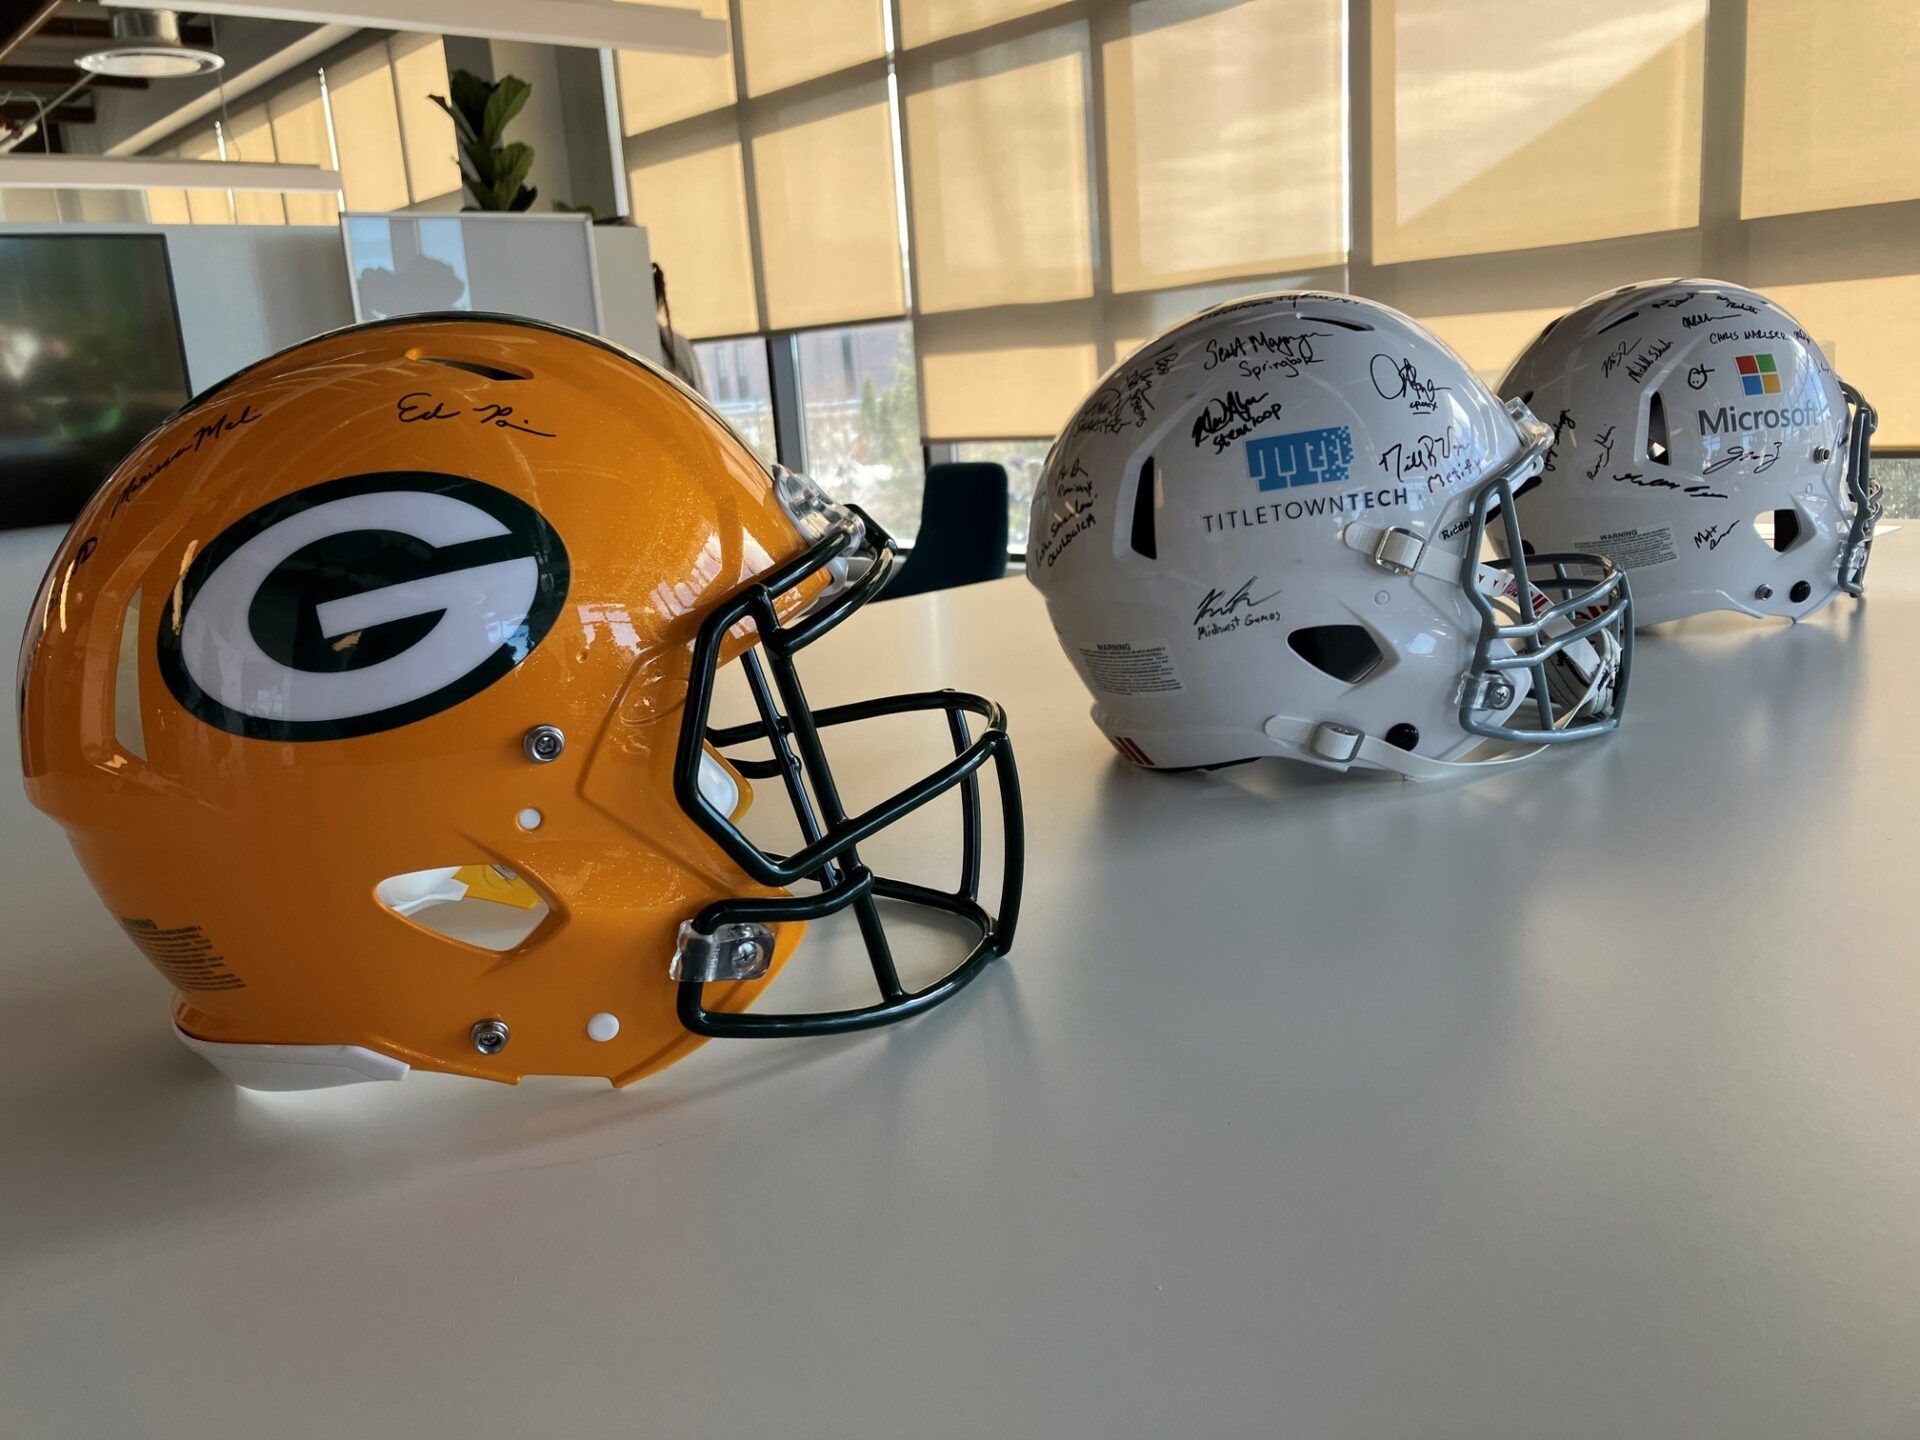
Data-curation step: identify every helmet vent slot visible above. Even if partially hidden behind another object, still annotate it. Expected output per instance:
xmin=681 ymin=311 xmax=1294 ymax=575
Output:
xmin=1755 ymin=508 xmax=1805 ymax=553
xmin=113 ymin=588 xmax=147 ymax=762
xmin=1307 ymin=315 xmax=1373 ymax=333
xmin=1596 ymin=309 xmax=1640 ymax=335
xmin=1129 ymin=455 xmax=1159 ymax=559
xmin=412 ymin=354 xmax=531 ymax=382
xmin=1646 ymin=390 xmax=1670 ymax=465
xmin=376 ymin=865 xmax=551 ymax=952
xmin=1288 ymin=625 xmax=1383 ymax=684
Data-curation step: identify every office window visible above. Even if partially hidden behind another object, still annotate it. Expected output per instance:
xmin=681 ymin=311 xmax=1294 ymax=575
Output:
xmin=269 ymin=79 xmax=341 ymax=227
xmin=222 ymin=107 xmax=286 ymax=226
xmin=749 ymin=78 xmax=906 ymax=329
xmin=1104 ymin=0 xmax=1345 ymax=291
xmin=738 ymin=0 xmax=885 ymax=95
xmin=144 ymin=187 xmax=191 ymax=224
xmin=694 ymin=337 xmax=778 ymax=468
xmin=627 ymin=119 xmax=760 ymax=338
xmin=328 ymin=44 xmax=411 ymax=212
xmin=902 ymin=23 xmax=1095 ymax=314
xmin=391 ymin=34 xmax=462 ymax=203
xmin=796 ymin=321 xmax=925 ymax=542
xmin=617 ymin=0 xmax=736 ymax=135
xmin=1875 ymin=456 xmax=1920 ymax=521
xmin=179 ymin=133 xmax=234 ymax=226
xmin=1743 ymin=0 xmax=1920 ymax=218
xmin=954 ymin=438 xmax=1049 ymax=550
xmin=1371 ymin=0 xmax=1706 ymax=262
xmin=899 ymin=0 xmax=1060 ymax=49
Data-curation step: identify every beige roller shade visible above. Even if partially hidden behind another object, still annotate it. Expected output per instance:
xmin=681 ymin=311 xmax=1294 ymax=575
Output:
xmin=145 ymin=188 xmax=191 ymax=225
xmin=617 ymin=0 xmax=735 ymax=136
xmin=269 ymin=79 xmax=341 ymax=227
xmin=738 ymin=0 xmax=885 ymax=95
xmin=628 ymin=117 xmax=760 ymax=337
xmin=750 ymin=79 xmax=905 ymax=329
xmin=899 ymin=0 xmax=1059 ymax=49
xmin=1371 ymin=0 xmax=1706 ymax=263
xmin=328 ymin=45 xmax=410 ymax=213
xmin=1751 ymin=217 xmax=1920 ymax=447
xmin=903 ymin=23 xmax=1094 ymax=314
xmin=1413 ymin=306 xmax=1567 ymax=386
xmin=391 ymin=34 xmax=460 ymax=203
xmin=1104 ymin=0 xmax=1345 ymax=292
xmin=222 ymin=107 xmax=286 ymax=226
xmin=180 ymin=133 xmax=233 ymax=226
xmin=1742 ymin=0 xmax=1920 ymax=219
xmin=916 ymin=303 xmax=1101 ymax=440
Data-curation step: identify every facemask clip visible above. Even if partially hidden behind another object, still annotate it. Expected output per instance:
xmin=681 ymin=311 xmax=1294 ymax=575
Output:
xmin=671 ymin=920 xmax=776 ymax=982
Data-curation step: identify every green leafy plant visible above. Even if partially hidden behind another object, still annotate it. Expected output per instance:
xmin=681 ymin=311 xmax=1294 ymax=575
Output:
xmin=429 ymin=69 xmax=537 ymax=212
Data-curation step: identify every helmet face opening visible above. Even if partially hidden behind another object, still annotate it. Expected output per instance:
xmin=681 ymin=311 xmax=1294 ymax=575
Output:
xmin=671 ymin=504 xmax=1025 ymax=1038
xmin=1459 ymin=405 xmax=1633 ymax=748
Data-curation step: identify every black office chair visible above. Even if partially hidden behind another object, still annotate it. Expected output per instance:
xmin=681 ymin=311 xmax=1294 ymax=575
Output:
xmin=880 ymin=462 xmax=1010 ymax=600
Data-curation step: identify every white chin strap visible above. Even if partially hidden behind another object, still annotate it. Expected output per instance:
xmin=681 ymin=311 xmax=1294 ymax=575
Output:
xmin=1276 ymin=521 xmax=1611 ymax=780
xmin=1260 ymin=715 xmax=1544 ymax=782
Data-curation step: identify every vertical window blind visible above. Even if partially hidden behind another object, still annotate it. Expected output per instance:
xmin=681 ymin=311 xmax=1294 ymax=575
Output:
xmin=617 ymin=0 xmax=1916 ymax=448
xmin=142 ymin=36 xmax=459 ymax=230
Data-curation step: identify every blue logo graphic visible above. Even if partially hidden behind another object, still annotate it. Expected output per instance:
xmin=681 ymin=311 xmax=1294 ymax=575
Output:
xmin=1246 ymin=425 xmax=1354 ymax=492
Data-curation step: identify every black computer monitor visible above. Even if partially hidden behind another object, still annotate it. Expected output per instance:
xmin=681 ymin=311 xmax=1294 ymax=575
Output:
xmin=0 ymin=233 xmax=193 ymax=529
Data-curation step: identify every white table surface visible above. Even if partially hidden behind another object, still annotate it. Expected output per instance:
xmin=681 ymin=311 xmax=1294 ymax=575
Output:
xmin=2 ymin=520 xmax=1917 ymax=1440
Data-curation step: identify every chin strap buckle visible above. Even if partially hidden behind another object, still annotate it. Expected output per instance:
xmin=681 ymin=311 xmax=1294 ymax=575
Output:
xmin=1306 ymin=722 xmax=1365 ymax=765
xmin=1369 ymin=526 xmax=1428 ymax=575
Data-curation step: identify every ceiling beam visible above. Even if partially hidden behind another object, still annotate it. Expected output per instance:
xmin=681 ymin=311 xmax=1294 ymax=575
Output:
xmin=0 ymin=0 xmax=64 ymax=68
xmin=0 ymin=63 xmax=148 ymax=90
xmin=0 ymin=99 xmax=89 ymax=124
xmin=106 ymin=0 xmax=728 ymax=54
xmin=0 ymin=153 xmax=342 ymax=191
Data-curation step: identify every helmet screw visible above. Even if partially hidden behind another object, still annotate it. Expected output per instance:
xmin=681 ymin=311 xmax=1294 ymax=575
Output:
xmin=1754 ymin=584 xmax=1774 ymax=600
xmin=470 ymin=1019 xmax=510 ymax=1055
xmin=522 ymin=724 xmax=565 ymax=763
xmin=1487 ymin=679 xmax=1515 ymax=708
xmin=1813 ymin=446 xmax=1832 ymax=463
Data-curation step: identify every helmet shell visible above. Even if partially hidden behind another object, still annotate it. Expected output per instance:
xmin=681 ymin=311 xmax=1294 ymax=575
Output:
xmin=1499 ymin=278 xmax=1862 ymax=625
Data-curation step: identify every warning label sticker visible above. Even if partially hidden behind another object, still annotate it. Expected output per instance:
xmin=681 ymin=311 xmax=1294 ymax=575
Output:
xmin=1078 ymin=641 xmax=1183 ymax=695
xmin=1577 ymin=526 xmax=1677 ymax=571
xmin=116 ymin=917 xmax=245 ymax=992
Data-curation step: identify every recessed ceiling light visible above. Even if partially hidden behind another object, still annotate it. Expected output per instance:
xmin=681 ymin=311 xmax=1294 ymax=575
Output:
xmin=77 ymin=10 xmax=224 ymax=81
xmin=77 ymin=46 xmax=224 ymax=78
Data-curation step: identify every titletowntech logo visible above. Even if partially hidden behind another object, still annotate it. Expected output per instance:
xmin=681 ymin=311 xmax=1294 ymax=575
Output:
xmin=1245 ymin=425 xmax=1354 ymax=492
xmin=1735 ymin=353 xmax=1782 ymax=396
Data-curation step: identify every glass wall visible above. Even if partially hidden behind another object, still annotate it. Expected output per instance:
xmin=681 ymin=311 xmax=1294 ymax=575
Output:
xmin=694 ymin=336 xmax=778 ymax=468
xmin=795 ymin=321 xmax=925 ymax=542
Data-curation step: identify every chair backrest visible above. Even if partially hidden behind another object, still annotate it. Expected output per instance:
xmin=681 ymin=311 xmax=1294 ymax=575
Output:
xmin=881 ymin=462 xmax=1010 ymax=600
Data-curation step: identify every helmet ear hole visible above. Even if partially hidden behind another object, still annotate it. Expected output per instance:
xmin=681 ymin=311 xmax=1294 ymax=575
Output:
xmin=376 ymin=865 xmax=552 ymax=952
xmin=1288 ymin=625 xmax=1383 ymax=684
xmin=1754 ymin=508 xmax=1805 ymax=552
xmin=1128 ymin=455 xmax=1158 ymax=559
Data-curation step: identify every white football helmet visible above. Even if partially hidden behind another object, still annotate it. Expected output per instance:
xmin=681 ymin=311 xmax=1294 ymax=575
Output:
xmin=1026 ymin=292 xmax=1632 ymax=780
xmin=1499 ymin=279 xmax=1879 ymax=627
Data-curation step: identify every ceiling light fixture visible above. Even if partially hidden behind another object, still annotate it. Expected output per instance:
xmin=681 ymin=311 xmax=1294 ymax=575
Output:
xmin=78 ymin=10 xmax=225 ymax=80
